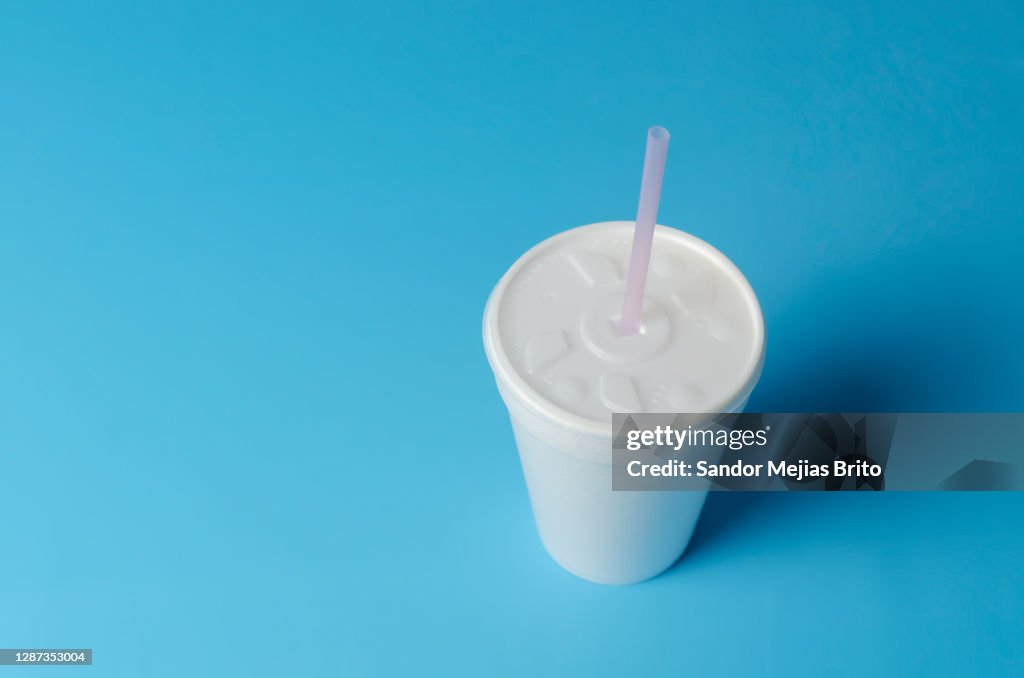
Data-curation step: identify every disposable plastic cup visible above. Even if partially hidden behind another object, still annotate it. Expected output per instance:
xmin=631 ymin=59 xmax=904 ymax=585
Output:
xmin=483 ymin=221 xmax=765 ymax=585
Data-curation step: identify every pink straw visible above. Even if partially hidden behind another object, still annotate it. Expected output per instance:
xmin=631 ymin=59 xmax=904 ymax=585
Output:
xmin=619 ymin=126 xmax=670 ymax=336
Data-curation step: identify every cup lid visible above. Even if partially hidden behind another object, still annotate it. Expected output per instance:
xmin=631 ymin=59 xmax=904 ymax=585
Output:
xmin=483 ymin=222 xmax=765 ymax=438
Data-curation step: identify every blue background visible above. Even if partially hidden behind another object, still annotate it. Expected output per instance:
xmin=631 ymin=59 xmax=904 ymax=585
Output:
xmin=1 ymin=1 xmax=1022 ymax=675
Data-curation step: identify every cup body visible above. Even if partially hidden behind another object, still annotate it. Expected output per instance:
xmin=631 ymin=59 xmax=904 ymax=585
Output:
xmin=499 ymin=379 xmax=715 ymax=585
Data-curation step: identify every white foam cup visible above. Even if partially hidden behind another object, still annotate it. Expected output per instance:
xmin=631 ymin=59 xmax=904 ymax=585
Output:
xmin=483 ymin=222 xmax=765 ymax=585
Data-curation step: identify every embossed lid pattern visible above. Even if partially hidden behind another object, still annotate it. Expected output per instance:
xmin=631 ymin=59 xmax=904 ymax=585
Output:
xmin=493 ymin=222 xmax=764 ymax=424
